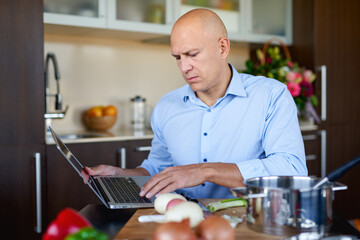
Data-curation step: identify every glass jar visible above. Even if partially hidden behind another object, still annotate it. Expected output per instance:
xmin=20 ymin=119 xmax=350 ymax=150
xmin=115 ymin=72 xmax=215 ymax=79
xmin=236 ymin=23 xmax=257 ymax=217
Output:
xmin=130 ymin=95 xmax=146 ymax=130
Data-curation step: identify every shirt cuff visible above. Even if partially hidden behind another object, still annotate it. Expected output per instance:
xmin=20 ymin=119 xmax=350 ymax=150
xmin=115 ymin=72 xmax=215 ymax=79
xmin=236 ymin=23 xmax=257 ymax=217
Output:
xmin=236 ymin=159 xmax=269 ymax=182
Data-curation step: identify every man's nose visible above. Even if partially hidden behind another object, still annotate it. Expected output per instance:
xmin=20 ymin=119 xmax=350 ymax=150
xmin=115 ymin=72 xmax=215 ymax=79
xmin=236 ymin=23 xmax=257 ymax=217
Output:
xmin=179 ymin=58 xmax=192 ymax=73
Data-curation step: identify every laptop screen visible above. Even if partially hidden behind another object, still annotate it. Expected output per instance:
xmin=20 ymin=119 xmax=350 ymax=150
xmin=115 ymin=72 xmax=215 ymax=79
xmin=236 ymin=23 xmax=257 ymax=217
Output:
xmin=49 ymin=126 xmax=109 ymax=207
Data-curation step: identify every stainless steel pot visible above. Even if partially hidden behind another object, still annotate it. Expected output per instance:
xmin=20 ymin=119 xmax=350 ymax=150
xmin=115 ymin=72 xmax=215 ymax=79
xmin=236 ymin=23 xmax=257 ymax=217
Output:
xmin=231 ymin=176 xmax=347 ymax=236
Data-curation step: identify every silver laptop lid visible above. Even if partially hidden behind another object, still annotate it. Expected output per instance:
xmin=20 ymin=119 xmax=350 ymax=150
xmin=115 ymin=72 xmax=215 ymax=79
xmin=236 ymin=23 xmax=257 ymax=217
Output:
xmin=48 ymin=126 xmax=109 ymax=207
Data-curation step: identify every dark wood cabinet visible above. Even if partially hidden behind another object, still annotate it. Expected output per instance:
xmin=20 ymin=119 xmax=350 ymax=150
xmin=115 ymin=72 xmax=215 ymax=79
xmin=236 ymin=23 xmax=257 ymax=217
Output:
xmin=302 ymin=130 xmax=322 ymax=177
xmin=292 ymin=0 xmax=360 ymax=219
xmin=0 ymin=0 xmax=44 ymax=238
xmin=45 ymin=139 xmax=152 ymax=225
xmin=0 ymin=145 xmax=45 ymax=239
xmin=124 ymin=139 xmax=152 ymax=169
xmin=0 ymin=0 xmax=44 ymax=146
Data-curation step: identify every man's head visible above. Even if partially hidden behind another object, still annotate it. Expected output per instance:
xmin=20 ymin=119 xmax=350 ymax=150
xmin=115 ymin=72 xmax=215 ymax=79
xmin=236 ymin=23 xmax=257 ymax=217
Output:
xmin=170 ymin=9 xmax=231 ymax=103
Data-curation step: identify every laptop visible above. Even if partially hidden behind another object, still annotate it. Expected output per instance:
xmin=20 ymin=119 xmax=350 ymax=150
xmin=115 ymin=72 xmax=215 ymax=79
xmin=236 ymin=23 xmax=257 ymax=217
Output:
xmin=48 ymin=126 xmax=155 ymax=209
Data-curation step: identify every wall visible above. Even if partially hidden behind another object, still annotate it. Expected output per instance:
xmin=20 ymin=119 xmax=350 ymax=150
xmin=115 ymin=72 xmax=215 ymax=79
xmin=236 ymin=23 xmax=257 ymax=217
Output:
xmin=44 ymin=34 xmax=249 ymax=132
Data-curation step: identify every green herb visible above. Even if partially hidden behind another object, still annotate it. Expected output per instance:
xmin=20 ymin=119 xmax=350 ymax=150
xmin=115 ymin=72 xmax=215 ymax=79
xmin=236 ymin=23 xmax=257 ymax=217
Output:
xmin=206 ymin=198 xmax=246 ymax=213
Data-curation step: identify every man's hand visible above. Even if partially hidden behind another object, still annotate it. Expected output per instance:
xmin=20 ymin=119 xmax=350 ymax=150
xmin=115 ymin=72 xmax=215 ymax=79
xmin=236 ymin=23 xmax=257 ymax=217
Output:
xmin=139 ymin=164 xmax=208 ymax=198
xmin=139 ymin=163 xmax=245 ymax=199
xmin=85 ymin=165 xmax=120 ymax=176
xmin=84 ymin=164 xmax=150 ymax=177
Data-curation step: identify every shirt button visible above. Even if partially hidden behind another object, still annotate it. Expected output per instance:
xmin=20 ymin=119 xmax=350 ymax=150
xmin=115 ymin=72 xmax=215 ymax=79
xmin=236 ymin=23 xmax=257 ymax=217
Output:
xmin=207 ymin=109 xmax=211 ymax=112
xmin=203 ymin=159 xmax=207 ymax=162
xmin=201 ymin=183 xmax=205 ymax=187
xmin=203 ymin=132 xmax=208 ymax=136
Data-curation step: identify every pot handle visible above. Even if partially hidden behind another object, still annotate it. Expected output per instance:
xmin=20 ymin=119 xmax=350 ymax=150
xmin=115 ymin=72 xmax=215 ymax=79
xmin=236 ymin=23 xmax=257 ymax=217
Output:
xmin=331 ymin=181 xmax=348 ymax=191
xmin=231 ymin=187 xmax=268 ymax=199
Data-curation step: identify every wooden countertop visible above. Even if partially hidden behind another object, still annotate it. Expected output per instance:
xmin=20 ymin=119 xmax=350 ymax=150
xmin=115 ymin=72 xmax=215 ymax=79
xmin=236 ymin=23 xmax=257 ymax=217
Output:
xmin=114 ymin=199 xmax=285 ymax=240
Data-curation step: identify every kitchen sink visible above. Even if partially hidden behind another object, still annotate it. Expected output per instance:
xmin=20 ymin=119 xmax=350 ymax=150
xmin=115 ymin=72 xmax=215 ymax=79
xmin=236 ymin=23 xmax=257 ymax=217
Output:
xmin=58 ymin=133 xmax=111 ymax=140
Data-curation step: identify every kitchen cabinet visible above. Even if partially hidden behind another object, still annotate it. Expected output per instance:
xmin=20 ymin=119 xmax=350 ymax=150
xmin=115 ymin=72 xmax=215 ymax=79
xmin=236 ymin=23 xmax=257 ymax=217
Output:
xmin=108 ymin=0 xmax=174 ymax=35
xmin=44 ymin=0 xmax=174 ymax=38
xmin=0 ymin=145 xmax=45 ymax=239
xmin=44 ymin=0 xmax=292 ymax=44
xmin=44 ymin=0 xmax=107 ymax=28
xmin=120 ymin=139 xmax=152 ymax=169
xmin=0 ymin=0 xmax=44 ymax=238
xmin=45 ymin=139 xmax=152 ymax=225
xmin=291 ymin=0 xmax=360 ymax=219
xmin=178 ymin=0 xmax=292 ymax=44
xmin=302 ymin=130 xmax=323 ymax=177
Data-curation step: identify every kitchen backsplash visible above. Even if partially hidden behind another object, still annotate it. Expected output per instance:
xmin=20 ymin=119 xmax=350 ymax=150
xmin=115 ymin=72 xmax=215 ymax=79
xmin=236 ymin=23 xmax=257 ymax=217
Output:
xmin=44 ymin=34 xmax=249 ymax=133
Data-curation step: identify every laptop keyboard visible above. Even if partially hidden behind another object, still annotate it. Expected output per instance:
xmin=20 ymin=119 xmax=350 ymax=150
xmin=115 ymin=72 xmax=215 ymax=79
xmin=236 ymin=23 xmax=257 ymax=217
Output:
xmin=100 ymin=177 xmax=151 ymax=204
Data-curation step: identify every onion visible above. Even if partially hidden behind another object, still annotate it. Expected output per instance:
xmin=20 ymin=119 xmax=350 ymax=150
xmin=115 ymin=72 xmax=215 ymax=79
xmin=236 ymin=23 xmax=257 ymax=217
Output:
xmin=154 ymin=193 xmax=187 ymax=214
xmin=165 ymin=201 xmax=204 ymax=228
xmin=166 ymin=198 xmax=186 ymax=211
xmin=153 ymin=219 xmax=197 ymax=240
xmin=196 ymin=215 xmax=235 ymax=240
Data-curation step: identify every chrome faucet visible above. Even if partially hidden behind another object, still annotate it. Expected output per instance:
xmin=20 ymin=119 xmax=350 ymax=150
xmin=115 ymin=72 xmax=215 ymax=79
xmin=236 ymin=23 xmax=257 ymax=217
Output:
xmin=44 ymin=52 xmax=68 ymax=136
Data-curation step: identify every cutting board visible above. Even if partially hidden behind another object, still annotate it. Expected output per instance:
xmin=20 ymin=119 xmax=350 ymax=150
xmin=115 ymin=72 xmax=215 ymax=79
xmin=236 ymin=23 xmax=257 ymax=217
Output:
xmin=114 ymin=199 xmax=284 ymax=240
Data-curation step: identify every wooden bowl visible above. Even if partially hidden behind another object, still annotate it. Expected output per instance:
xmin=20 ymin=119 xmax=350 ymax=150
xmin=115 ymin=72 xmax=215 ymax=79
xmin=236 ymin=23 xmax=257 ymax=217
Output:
xmin=84 ymin=115 xmax=117 ymax=131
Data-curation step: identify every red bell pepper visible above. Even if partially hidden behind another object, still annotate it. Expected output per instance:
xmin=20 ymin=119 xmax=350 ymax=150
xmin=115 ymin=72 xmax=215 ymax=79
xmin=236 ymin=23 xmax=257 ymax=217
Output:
xmin=43 ymin=208 xmax=91 ymax=240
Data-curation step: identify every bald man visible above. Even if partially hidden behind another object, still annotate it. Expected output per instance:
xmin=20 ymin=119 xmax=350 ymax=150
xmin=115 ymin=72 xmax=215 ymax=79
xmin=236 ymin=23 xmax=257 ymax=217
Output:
xmin=86 ymin=9 xmax=307 ymax=199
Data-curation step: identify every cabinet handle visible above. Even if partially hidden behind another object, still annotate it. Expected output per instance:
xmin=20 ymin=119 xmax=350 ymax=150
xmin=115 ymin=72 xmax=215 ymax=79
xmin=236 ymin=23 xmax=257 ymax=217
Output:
xmin=118 ymin=148 xmax=126 ymax=169
xmin=302 ymin=134 xmax=317 ymax=141
xmin=34 ymin=152 xmax=42 ymax=233
xmin=318 ymin=65 xmax=327 ymax=121
xmin=135 ymin=146 xmax=152 ymax=152
xmin=321 ymin=130 xmax=327 ymax=178
xmin=306 ymin=154 xmax=317 ymax=161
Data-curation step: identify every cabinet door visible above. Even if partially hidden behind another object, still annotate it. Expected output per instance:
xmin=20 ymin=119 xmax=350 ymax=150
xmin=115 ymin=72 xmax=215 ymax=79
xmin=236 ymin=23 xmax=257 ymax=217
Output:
xmin=243 ymin=0 xmax=292 ymax=43
xmin=108 ymin=0 xmax=173 ymax=34
xmin=0 ymin=0 xmax=44 ymax=146
xmin=125 ymin=139 xmax=152 ymax=169
xmin=177 ymin=0 xmax=292 ymax=44
xmin=45 ymin=141 xmax=124 ymax=224
xmin=44 ymin=0 xmax=106 ymax=28
xmin=0 ymin=145 xmax=45 ymax=239
xmin=302 ymin=130 xmax=321 ymax=177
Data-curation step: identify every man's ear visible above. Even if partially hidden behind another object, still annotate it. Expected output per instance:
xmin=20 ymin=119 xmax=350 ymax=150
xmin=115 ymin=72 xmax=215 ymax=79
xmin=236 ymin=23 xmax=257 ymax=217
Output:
xmin=219 ymin=37 xmax=230 ymax=59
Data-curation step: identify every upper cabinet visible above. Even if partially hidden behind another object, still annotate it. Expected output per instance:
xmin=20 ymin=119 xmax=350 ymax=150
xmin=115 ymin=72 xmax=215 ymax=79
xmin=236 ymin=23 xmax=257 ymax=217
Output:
xmin=108 ymin=0 xmax=174 ymax=34
xmin=243 ymin=0 xmax=292 ymax=43
xmin=44 ymin=0 xmax=107 ymax=28
xmin=44 ymin=0 xmax=292 ymax=44
xmin=177 ymin=0 xmax=292 ymax=44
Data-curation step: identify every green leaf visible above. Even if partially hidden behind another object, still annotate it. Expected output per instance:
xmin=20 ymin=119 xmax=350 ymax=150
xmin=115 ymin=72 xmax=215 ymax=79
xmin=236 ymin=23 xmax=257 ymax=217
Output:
xmin=310 ymin=95 xmax=318 ymax=106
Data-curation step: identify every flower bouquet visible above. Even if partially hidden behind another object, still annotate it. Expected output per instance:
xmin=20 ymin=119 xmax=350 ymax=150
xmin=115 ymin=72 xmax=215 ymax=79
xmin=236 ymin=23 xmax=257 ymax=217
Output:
xmin=242 ymin=38 xmax=320 ymax=124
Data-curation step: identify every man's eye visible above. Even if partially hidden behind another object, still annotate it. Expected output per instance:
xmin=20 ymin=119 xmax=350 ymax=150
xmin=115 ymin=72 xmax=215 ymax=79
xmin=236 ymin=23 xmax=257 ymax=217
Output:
xmin=189 ymin=53 xmax=198 ymax=57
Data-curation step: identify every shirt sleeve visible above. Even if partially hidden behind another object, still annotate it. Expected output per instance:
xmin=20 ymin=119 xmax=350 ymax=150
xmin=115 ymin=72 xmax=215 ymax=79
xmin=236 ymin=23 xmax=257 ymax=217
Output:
xmin=236 ymin=84 xmax=308 ymax=181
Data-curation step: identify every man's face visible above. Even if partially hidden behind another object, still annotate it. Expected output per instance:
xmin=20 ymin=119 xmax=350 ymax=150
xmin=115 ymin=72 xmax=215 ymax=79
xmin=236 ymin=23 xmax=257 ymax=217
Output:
xmin=170 ymin=23 xmax=223 ymax=94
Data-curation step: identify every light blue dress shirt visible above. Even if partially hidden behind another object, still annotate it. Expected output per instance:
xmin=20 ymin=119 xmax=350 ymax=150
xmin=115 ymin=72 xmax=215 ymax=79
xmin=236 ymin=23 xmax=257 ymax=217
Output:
xmin=139 ymin=64 xmax=307 ymax=199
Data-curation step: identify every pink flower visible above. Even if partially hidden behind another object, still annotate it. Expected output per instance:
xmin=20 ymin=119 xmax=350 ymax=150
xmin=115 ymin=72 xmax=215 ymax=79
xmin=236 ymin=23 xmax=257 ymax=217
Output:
xmin=286 ymin=72 xmax=302 ymax=83
xmin=266 ymin=57 xmax=272 ymax=64
xmin=300 ymin=80 xmax=314 ymax=97
xmin=287 ymin=60 xmax=294 ymax=68
xmin=303 ymin=70 xmax=315 ymax=83
xmin=287 ymin=82 xmax=301 ymax=97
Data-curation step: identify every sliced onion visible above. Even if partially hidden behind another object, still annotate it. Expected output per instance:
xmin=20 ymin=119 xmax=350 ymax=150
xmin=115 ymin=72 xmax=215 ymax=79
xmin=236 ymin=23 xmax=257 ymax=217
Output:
xmin=154 ymin=193 xmax=186 ymax=214
xmin=164 ymin=201 xmax=204 ymax=228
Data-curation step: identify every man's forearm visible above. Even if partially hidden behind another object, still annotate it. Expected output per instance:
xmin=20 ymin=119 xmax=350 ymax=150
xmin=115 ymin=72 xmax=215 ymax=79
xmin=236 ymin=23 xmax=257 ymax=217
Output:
xmin=204 ymin=162 xmax=245 ymax=188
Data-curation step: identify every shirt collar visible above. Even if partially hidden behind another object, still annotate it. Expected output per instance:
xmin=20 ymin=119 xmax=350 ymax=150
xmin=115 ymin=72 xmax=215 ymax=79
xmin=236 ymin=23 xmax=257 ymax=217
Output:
xmin=183 ymin=64 xmax=247 ymax=103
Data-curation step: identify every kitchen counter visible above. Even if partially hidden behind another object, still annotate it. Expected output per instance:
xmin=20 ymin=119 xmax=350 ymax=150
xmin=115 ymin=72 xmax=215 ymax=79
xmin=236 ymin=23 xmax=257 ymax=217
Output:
xmin=79 ymin=200 xmax=360 ymax=240
xmin=46 ymin=128 xmax=154 ymax=145
xmin=46 ymin=123 xmax=317 ymax=145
